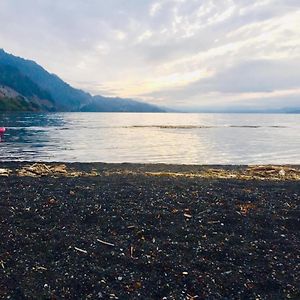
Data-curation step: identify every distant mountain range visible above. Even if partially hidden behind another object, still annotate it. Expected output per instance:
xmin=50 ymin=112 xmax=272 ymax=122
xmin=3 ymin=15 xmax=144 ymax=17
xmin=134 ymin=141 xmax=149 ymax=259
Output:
xmin=0 ymin=49 xmax=164 ymax=112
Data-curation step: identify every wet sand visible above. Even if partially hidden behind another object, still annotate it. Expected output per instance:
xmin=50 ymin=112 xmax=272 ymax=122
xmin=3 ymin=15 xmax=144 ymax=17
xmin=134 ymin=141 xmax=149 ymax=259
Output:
xmin=0 ymin=163 xmax=299 ymax=299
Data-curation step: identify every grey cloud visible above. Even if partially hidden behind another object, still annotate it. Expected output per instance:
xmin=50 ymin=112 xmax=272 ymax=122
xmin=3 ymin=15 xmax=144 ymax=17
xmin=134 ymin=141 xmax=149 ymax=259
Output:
xmin=143 ymin=58 xmax=300 ymax=101
xmin=133 ymin=0 xmax=299 ymax=64
xmin=198 ymin=59 xmax=300 ymax=94
xmin=178 ymin=93 xmax=300 ymax=112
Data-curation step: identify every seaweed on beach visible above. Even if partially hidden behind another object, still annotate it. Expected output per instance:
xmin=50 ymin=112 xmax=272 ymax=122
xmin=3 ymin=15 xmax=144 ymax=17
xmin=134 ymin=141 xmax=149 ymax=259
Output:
xmin=5 ymin=163 xmax=300 ymax=181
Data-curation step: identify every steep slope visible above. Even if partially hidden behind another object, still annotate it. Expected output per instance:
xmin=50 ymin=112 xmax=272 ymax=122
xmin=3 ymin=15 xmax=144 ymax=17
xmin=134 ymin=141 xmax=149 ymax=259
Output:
xmin=0 ymin=49 xmax=164 ymax=112
xmin=0 ymin=49 xmax=90 ymax=111
xmin=0 ymin=65 xmax=55 ymax=111
xmin=0 ymin=65 xmax=53 ymax=100
xmin=0 ymin=93 xmax=43 ymax=111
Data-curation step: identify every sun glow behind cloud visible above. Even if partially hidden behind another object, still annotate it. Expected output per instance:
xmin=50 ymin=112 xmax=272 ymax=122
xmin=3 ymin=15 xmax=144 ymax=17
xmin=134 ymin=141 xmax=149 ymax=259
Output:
xmin=0 ymin=0 xmax=299 ymax=110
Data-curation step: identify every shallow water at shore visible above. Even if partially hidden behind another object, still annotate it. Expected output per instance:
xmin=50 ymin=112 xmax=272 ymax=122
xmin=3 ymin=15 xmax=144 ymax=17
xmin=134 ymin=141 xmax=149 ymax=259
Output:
xmin=0 ymin=112 xmax=300 ymax=164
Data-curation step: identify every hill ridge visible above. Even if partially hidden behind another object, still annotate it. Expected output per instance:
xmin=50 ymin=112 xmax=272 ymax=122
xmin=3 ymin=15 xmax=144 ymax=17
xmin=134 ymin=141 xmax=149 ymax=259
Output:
xmin=0 ymin=49 xmax=164 ymax=112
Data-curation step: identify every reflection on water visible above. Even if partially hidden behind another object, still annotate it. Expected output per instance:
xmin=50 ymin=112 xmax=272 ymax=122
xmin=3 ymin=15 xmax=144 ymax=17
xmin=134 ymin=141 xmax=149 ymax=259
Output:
xmin=0 ymin=112 xmax=300 ymax=164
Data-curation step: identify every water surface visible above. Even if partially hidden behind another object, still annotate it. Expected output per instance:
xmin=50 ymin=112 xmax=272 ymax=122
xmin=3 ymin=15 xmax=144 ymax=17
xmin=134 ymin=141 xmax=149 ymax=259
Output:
xmin=0 ymin=113 xmax=299 ymax=164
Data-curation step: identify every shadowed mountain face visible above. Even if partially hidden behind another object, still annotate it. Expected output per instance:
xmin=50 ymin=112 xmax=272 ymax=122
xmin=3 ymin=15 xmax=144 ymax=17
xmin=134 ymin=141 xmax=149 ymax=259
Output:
xmin=0 ymin=49 xmax=164 ymax=112
xmin=82 ymin=96 xmax=164 ymax=112
xmin=0 ymin=64 xmax=55 ymax=111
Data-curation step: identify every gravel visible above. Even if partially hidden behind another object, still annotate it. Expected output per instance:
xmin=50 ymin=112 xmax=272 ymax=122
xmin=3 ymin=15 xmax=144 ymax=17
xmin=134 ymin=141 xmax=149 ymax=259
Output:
xmin=0 ymin=163 xmax=299 ymax=299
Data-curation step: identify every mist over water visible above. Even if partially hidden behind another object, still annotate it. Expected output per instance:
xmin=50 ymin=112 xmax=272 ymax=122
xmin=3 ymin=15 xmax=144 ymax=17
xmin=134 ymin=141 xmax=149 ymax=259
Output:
xmin=0 ymin=113 xmax=299 ymax=164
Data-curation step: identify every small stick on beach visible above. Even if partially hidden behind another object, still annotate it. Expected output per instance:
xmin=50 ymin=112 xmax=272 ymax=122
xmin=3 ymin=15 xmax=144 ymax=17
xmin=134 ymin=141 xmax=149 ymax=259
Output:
xmin=74 ymin=247 xmax=88 ymax=254
xmin=184 ymin=213 xmax=192 ymax=218
xmin=0 ymin=260 xmax=5 ymax=269
xmin=130 ymin=246 xmax=135 ymax=258
xmin=35 ymin=266 xmax=48 ymax=271
xmin=97 ymin=239 xmax=115 ymax=247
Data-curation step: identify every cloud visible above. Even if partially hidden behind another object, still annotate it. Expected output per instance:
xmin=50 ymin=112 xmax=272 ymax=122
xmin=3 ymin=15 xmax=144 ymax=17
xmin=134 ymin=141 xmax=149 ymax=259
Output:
xmin=0 ymin=0 xmax=299 ymax=110
xmin=142 ymin=58 xmax=300 ymax=107
xmin=178 ymin=59 xmax=300 ymax=95
xmin=149 ymin=2 xmax=163 ymax=17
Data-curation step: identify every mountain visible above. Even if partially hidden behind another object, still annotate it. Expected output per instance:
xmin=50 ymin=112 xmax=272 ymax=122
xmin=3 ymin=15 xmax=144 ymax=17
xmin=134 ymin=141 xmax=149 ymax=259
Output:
xmin=82 ymin=96 xmax=163 ymax=112
xmin=0 ymin=49 xmax=164 ymax=112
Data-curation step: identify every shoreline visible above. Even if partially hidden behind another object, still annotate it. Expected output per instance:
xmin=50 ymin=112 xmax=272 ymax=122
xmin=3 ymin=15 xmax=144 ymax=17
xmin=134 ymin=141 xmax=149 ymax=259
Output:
xmin=1 ymin=162 xmax=300 ymax=180
xmin=0 ymin=162 xmax=299 ymax=298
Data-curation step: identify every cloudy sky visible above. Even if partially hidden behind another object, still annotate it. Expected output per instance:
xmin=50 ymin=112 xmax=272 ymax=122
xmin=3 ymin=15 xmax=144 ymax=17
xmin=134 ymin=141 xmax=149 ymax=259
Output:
xmin=0 ymin=0 xmax=300 ymax=110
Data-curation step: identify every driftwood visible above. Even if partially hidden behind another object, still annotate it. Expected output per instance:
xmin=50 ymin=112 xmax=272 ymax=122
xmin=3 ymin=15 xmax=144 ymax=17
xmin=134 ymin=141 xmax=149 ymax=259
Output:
xmin=1 ymin=163 xmax=300 ymax=180
xmin=0 ymin=168 xmax=11 ymax=177
xmin=17 ymin=163 xmax=98 ymax=177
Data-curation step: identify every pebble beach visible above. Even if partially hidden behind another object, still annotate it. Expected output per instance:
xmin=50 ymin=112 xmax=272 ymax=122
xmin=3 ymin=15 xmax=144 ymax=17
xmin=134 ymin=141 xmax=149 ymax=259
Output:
xmin=0 ymin=163 xmax=299 ymax=299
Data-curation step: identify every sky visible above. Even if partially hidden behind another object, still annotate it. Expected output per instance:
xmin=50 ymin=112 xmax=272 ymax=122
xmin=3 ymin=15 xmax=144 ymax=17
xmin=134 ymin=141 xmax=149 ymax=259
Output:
xmin=0 ymin=0 xmax=300 ymax=111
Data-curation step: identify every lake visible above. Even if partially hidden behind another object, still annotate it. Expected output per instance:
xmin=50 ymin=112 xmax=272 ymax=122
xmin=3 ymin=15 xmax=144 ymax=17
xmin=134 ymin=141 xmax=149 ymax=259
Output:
xmin=0 ymin=112 xmax=299 ymax=164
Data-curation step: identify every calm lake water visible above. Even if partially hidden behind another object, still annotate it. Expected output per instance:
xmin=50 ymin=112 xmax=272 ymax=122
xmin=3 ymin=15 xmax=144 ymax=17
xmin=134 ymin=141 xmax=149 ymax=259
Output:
xmin=0 ymin=113 xmax=299 ymax=164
